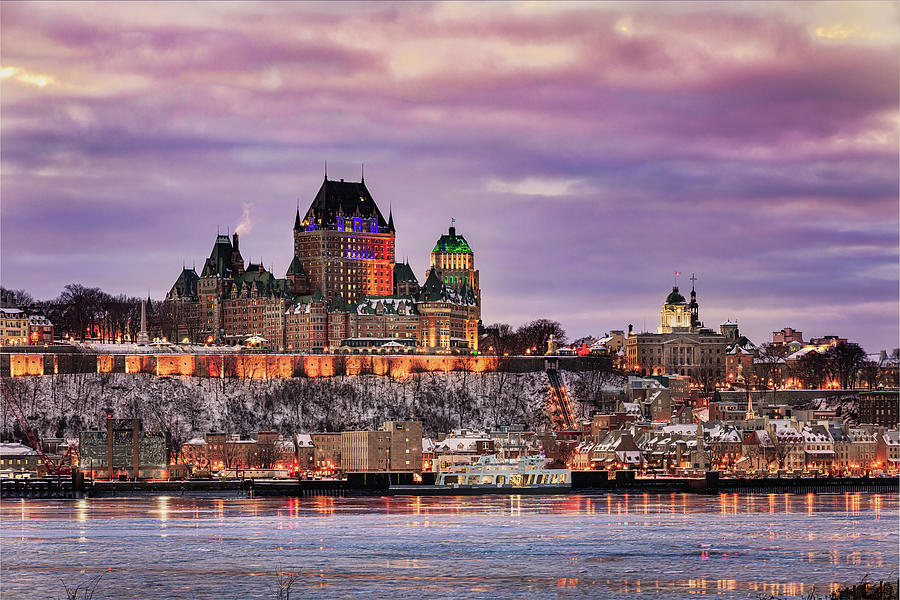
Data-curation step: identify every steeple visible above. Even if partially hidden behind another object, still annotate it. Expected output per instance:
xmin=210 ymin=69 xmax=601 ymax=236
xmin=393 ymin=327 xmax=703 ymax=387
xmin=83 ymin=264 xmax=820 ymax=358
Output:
xmin=689 ymin=273 xmax=700 ymax=329
xmin=294 ymin=207 xmax=301 ymax=231
xmin=745 ymin=389 xmax=755 ymax=421
xmin=388 ymin=208 xmax=395 ymax=232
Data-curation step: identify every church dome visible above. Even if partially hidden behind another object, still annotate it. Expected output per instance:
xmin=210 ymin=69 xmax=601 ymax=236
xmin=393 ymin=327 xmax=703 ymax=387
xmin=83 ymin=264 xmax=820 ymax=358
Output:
xmin=665 ymin=286 xmax=686 ymax=304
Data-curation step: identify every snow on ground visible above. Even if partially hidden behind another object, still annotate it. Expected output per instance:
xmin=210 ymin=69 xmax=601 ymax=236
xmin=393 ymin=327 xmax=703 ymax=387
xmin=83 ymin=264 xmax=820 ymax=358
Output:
xmin=1 ymin=365 xmax=625 ymax=448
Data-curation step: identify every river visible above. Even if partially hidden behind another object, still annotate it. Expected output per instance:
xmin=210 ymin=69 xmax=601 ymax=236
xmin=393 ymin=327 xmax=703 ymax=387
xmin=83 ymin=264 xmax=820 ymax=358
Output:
xmin=1 ymin=493 xmax=896 ymax=599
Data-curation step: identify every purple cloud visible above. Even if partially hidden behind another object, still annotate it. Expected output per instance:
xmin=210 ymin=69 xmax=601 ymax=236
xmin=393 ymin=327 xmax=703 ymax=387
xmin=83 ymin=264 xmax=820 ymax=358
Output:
xmin=1 ymin=2 xmax=897 ymax=352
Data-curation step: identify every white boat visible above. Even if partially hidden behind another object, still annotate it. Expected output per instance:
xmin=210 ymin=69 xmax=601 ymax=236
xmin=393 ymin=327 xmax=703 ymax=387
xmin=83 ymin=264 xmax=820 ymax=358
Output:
xmin=436 ymin=454 xmax=571 ymax=488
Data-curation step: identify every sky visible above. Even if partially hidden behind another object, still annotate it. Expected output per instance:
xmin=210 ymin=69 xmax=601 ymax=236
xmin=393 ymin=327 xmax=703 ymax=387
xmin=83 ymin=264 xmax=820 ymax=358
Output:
xmin=1 ymin=2 xmax=898 ymax=353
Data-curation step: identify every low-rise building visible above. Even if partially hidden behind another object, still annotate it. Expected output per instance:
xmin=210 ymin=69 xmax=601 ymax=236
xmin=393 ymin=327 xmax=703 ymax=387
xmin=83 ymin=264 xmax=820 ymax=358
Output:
xmin=0 ymin=308 xmax=29 ymax=346
xmin=858 ymin=391 xmax=899 ymax=427
xmin=0 ymin=442 xmax=41 ymax=476
xmin=80 ymin=418 xmax=168 ymax=480
xmin=311 ymin=432 xmax=342 ymax=471
xmin=876 ymin=430 xmax=899 ymax=472
xmin=801 ymin=424 xmax=834 ymax=470
xmin=766 ymin=420 xmax=805 ymax=471
xmin=27 ymin=314 xmax=54 ymax=345
xmin=295 ymin=434 xmax=315 ymax=470
xmin=831 ymin=426 xmax=877 ymax=471
xmin=340 ymin=430 xmax=392 ymax=472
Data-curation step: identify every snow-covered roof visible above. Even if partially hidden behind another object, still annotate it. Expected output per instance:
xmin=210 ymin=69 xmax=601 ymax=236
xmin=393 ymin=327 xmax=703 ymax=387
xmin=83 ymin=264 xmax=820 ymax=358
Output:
xmin=275 ymin=439 xmax=295 ymax=452
xmin=882 ymin=430 xmax=900 ymax=446
xmin=743 ymin=429 xmax=773 ymax=447
xmin=662 ymin=424 xmax=697 ymax=437
xmin=801 ymin=425 xmax=832 ymax=444
xmin=621 ymin=402 xmax=642 ymax=417
xmin=728 ymin=345 xmax=755 ymax=356
xmin=0 ymin=308 xmax=25 ymax=316
xmin=770 ymin=420 xmax=803 ymax=442
xmin=0 ymin=442 xmax=38 ymax=456
xmin=185 ymin=437 xmax=206 ymax=446
xmin=296 ymin=434 xmax=313 ymax=447
xmin=28 ymin=315 xmax=52 ymax=326
xmin=434 ymin=434 xmax=489 ymax=453
xmin=701 ymin=422 xmax=742 ymax=443
xmin=616 ymin=450 xmax=643 ymax=464
xmin=575 ymin=441 xmax=595 ymax=454
xmin=846 ymin=428 xmax=876 ymax=443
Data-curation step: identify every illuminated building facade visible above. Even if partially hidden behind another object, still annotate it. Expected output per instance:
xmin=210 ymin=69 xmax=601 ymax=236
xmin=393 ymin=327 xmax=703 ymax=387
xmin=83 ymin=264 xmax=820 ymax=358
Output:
xmin=625 ymin=280 xmax=727 ymax=387
xmin=293 ymin=177 xmax=395 ymax=303
xmin=1 ymin=308 xmax=29 ymax=345
xmin=164 ymin=173 xmax=480 ymax=353
xmin=425 ymin=225 xmax=481 ymax=307
xmin=0 ymin=308 xmax=53 ymax=346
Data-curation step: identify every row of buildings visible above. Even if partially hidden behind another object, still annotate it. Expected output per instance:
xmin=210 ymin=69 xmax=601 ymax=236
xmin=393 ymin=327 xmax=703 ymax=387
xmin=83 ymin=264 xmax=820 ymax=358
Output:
xmin=164 ymin=176 xmax=482 ymax=354
xmin=577 ymin=281 xmax=899 ymax=391
xmin=0 ymin=308 xmax=54 ymax=346
xmin=179 ymin=421 xmax=424 ymax=475
xmin=570 ymin=419 xmax=899 ymax=475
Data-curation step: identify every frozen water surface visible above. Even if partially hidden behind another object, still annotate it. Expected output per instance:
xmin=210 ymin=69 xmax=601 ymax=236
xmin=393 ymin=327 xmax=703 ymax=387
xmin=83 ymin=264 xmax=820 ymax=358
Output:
xmin=1 ymin=493 xmax=897 ymax=599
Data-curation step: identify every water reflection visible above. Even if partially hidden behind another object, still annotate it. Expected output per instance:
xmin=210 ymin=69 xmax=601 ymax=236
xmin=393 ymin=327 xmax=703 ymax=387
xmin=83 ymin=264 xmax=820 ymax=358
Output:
xmin=1 ymin=493 xmax=896 ymax=600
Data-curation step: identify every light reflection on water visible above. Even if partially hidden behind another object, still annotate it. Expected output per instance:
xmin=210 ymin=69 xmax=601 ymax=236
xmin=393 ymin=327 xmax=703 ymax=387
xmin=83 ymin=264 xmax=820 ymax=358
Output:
xmin=1 ymin=493 xmax=896 ymax=599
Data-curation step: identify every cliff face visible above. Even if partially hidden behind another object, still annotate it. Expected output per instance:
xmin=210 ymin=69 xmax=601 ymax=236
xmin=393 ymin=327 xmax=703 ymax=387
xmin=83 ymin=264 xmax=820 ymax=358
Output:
xmin=1 ymin=369 xmax=623 ymax=446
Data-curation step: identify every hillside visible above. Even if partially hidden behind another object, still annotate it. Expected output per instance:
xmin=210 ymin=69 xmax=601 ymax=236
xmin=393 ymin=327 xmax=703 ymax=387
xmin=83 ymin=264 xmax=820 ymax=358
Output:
xmin=1 ymin=368 xmax=625 ymax=446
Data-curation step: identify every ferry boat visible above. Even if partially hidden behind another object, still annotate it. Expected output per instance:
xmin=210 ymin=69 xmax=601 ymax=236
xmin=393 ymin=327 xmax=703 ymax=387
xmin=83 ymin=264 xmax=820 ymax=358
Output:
xmin=436 ymin=454 xmax=571 ymax=488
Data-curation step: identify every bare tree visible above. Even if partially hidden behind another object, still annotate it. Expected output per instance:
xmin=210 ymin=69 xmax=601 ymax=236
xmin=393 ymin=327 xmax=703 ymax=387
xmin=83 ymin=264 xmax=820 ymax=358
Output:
xmin=826 ymin=343 xmax=867 ymax=389
xmin=272 ymin=568 xmax=301 ymax=600
xmin=0 ymin=287 xmax=34 ymax=307
xmin=794 ymin=351 xmax=828 ymax=389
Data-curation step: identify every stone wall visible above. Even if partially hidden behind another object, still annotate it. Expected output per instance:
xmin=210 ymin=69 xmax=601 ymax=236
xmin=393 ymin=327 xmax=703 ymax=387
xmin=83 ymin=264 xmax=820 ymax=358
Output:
xmin=2 ymin=352 xmax=555 ymax=379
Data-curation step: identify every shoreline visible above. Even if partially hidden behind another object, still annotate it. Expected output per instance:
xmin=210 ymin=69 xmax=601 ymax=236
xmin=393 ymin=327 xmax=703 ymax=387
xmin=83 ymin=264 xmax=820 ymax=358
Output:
xmin=2 ymin=474 xmax=897 ymax=499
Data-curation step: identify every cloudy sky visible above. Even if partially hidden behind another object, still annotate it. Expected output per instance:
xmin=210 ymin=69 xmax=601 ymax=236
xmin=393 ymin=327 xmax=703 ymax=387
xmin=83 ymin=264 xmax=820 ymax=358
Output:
xmin=2 ymin=2 xmax=897 ymax=352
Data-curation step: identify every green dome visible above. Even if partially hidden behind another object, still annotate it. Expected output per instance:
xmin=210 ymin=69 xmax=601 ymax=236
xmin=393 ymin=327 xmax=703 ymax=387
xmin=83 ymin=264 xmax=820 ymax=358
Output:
xmin=666 ymin=286 xmax=686 ymax=304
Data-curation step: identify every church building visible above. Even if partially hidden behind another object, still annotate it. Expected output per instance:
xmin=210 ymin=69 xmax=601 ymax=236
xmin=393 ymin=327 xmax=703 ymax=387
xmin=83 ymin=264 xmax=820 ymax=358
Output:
xmin=625 ymin=277 xmax=728 ymax=389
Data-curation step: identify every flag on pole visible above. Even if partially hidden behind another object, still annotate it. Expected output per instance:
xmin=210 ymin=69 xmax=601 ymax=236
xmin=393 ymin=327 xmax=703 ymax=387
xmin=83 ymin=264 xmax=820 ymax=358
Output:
xmin=675 ymin=271 xmax=681 ymax=276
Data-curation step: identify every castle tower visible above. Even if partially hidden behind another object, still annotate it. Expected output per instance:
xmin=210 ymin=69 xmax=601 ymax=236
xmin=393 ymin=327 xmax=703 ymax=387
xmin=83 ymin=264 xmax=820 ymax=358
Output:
xmin=293 ymin=176 xmax=394 ymax=303
xmin=425 ymin=222 xmax=480 ymax=308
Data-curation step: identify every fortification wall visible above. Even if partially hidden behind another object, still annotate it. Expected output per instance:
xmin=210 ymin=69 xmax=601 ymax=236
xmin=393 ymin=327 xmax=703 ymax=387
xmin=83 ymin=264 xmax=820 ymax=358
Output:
xmin=1 ymin=352 xmax=558 ymax=378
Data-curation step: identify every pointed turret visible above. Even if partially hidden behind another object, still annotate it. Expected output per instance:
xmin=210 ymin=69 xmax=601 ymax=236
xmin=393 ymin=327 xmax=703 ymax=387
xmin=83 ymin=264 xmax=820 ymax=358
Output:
xmin=293 ymin=208 xmax=301 ymax=231
xmin=285 ymin=255 xmax=307 ymax=277
xmin=388 ymin=209 xmax=395 ymax=232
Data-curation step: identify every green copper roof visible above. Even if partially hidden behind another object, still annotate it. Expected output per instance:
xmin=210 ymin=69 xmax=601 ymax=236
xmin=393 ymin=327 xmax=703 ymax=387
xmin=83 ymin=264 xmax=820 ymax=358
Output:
xmin=666 ymin=286 xmax=686 ymax=304
xmin=432 ymin=226 xmax=472 ymax=253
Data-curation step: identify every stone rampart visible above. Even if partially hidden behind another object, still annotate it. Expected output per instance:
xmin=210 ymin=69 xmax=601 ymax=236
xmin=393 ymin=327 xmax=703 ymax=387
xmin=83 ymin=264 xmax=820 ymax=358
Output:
xmin=1 ymin=352 xmax=557 ymax=378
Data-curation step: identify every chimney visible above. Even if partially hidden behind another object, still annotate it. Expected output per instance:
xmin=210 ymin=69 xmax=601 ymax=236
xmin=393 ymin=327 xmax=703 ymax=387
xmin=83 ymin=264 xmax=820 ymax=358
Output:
xmin=449 ymin=226 xmax=456 ymax=236
xmin=628 ymin=324 xmax=633 ymax=336
xmin=232 ymin=232 xmax=239 ymax=251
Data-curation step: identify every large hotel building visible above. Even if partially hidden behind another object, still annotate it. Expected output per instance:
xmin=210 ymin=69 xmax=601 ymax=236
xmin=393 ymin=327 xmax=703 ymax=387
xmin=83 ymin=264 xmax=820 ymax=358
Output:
xmin=164 ymin=174 xmax=481 ymax=353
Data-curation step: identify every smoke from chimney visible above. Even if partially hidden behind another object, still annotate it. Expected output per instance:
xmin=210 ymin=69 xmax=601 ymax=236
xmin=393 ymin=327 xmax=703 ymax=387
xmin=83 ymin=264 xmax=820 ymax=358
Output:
xmin=235 ymin=202 xmax=254 ymax=236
